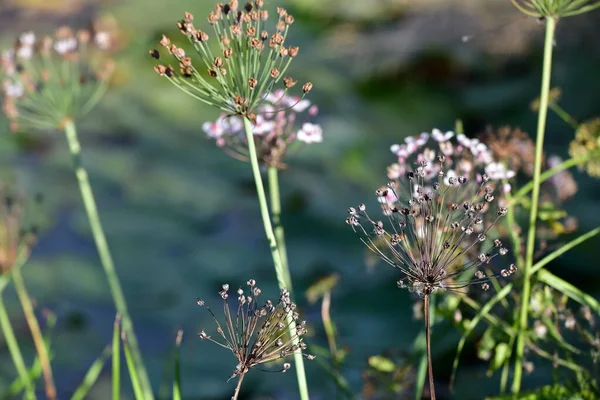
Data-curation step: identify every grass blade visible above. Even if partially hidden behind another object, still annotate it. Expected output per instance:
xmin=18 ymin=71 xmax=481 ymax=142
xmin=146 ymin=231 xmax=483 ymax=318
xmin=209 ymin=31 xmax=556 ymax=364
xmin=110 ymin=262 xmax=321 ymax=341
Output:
xmin=113 ymin=315 xmax=121 ymax=400
xmin=538 ymin=269 xmax=600 ymax=313
xmin=122 ymin=332 xmax=145 ymax=400
xmin=70 ymin=346 xmax=112 ymax=400
xmin=172 ymin=330 xmax=183 ymax=400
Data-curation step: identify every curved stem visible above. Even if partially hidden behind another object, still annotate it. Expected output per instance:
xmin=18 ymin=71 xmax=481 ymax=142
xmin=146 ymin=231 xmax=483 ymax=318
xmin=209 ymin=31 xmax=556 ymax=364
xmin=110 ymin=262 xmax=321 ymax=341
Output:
xmin=11 ymin=268 xmax=56 ymax=400
xmin=242 ymin=117 xmax=309 ymax=400
xmin=231 ymin=373 xmax=245 ymax=400
xmin=0 ymin=283 xmax=36 ymax=400
xmin=510 ymin=154 xmax=589 ymax=204
xmin=424 ymin=294 xmax=436 ymax=400
xmin=63 ymin=119 xmax=154 ymax=399
xmin=267 ymin=167 xmax=293 ymax=292
xmin=512 ymin=16 xmax=556 ymax=394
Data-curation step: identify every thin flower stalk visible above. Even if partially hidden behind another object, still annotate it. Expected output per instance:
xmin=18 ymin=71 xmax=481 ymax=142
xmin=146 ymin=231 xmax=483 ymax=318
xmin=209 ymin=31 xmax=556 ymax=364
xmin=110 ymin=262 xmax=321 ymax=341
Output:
xmin=197 ymin=280 xmax=314 ymax=400
xmin=347 ymin=156 xmax=516 ymax=399
xmin=242 ymin=117 xmax=310 ymax=398
xmin=512 ymin=16 xmax=556 ymax=394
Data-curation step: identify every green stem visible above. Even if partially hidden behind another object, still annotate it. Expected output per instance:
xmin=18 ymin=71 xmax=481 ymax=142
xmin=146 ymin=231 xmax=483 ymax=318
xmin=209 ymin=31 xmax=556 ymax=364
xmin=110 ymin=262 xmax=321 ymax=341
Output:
xmin=11 ymin=268 xmax=56 ymax=400
xmin=424 ymin=294 xmax=436 ymax=400
xmin=62 ymin=119 xmax=153 ymax=399
xmin=510 ymin=154 xmax=589 ymax=204
xmin=549 ymin=103 xmax=578 ymax=130
xmin=267 ymin=167 xmax=293 ymax=292
xmin=0 ymin=282 xmax=36 ymax=400
xmin=242 ymin=117 xmax=309 ymax=400
xmin=512 ymin=16 xmax=556 ymax=394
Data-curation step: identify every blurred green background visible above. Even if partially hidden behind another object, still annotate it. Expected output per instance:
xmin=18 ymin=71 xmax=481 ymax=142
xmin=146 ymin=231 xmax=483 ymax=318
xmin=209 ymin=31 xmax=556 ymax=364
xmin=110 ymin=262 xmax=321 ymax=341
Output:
xmin=1 ymin=0 xmax=599 ymax=398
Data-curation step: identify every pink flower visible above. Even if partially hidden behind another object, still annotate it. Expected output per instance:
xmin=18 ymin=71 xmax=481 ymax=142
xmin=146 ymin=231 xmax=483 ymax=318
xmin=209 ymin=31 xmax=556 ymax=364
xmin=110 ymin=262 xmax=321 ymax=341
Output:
xmin=297 ymin=123 xmax=323 ymax=143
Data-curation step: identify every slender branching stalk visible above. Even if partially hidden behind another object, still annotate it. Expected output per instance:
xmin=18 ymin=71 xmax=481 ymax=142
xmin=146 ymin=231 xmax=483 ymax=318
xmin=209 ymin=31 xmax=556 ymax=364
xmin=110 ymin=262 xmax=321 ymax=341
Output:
xmin=268 ymin=166 xmax=293 ymax=292
xmin=512 ymin=16 xmax=556 ymax=393
xmin=242 ymin=117 xmax=309 ymax=400
xmin=424 ymin=294 xmax=436 ymax=400
xmin=232 ymin=373 xmax=245 ymax=400
xmin=11 ymin=268 xmax=56 ymax=400
xmin=0 ymin=281 xmax=36 ymax=400
xmin=62 ymin=119 xmax=153 ymax=398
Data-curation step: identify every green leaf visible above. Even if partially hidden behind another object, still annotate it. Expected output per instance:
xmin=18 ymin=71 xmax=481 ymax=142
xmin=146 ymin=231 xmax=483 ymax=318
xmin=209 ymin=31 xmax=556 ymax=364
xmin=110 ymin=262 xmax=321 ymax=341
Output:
xmin=489 ymin=343 xmax=510 ymax=375
xmin=123 ymin=333 xmax=145 ymax=400
xmin=538 ymin=270 xmax=600 ymax=314
xmin=112 ymin=316 xmax=121 ymax=400
xmin=368 ymin=355 xmax=396 ymax=373
xmin=70 ymin=346 xmax=112 ymax=400
xmin=172 ymin=330 xmax=183 ymax=400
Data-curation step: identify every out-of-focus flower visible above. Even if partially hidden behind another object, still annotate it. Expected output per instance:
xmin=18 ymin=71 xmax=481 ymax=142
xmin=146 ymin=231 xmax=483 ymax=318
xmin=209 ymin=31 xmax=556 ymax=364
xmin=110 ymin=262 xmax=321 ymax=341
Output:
xmin=201 ymin=90 xmax=321 ymax=168
xmin=482 ymin=126 xmax=536 ymax=176
xmin=531 ymin=87 xmax=562 ymax=112
xmin=569 ymin=118 xmax=600 ymax=177
xmin=151 ymin=2 xmax=311 ymax=118
xmin=347 ymin=156 xmax=516 ymax=296
xmin=0 ymin=186 xmax=37 ymax=274
xmin=197 ymin=279 xmax=314 ymax=381
xmin=0 ymin=27 xmax=114 ymax=132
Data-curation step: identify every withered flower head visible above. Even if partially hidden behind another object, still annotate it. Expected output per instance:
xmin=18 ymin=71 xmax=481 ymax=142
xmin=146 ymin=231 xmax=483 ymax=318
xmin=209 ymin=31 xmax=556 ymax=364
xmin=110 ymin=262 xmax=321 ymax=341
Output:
xmin=202 ymin=89 xmax=322 ymax=168
xmin=346 ymin=156 xmax=516 ymax=296
xmin=569 ymin=118 xmax=600 ymax=177
xmin=197 ymin=279 xmax=314 ymax=381
xmin=482 ymin=126 xmax=536 ymax=176
xmin=0 ymin=186 xmax=37 ymax=275
xmin=0 ymin=28 xmax=114 ymax=132
xmin=512 ymin=0 xmax=600 ymax=18
xmin=151 ymin=1 xmax=312 ymax=117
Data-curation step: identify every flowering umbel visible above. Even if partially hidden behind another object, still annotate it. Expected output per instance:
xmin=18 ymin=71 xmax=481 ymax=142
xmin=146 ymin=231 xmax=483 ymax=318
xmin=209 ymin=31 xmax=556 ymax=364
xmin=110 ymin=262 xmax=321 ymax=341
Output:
xmin=0 ymin=28 xmax=114 ymax=132
xmin=511 ymin=0 xmax=600 ymax=18
xmin=202 ymin=89 xmax=322 ymax=167
xmin=197 ymin=279 xmax=314 ymax=382
xmin=151 ymin=2 xmax=312 ymax=118
xmin=347 ymin=156 xmax=517 ymax=296
xmin=0 ymin=186 xmax=37 ymax=274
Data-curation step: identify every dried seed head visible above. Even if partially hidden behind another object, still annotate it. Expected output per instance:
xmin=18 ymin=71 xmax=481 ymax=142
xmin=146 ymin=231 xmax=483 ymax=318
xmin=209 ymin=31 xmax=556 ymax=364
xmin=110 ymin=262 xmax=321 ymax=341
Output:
xmin=149 ymin=49 xmax=160 ymax=59
xmin=197 ymin=279 xmax=314 ymax=378
xmin=270 ymin=68 xmax=280 ymax=79
xmin=248 ymin=77 xmax=257 ymax=89
xmin=302 ymin=82 xmax=313 ymax=94
xmin=288 ymin=46 xmax=299 ymax=57
xmin=283 ymin=77 xmax=297 ymax=88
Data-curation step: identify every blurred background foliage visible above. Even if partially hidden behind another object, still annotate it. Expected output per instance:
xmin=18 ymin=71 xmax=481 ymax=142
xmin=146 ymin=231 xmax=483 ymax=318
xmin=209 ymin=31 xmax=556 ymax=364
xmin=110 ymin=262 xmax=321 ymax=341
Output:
xmin=0 ymin=0 xmax=599 ymax=398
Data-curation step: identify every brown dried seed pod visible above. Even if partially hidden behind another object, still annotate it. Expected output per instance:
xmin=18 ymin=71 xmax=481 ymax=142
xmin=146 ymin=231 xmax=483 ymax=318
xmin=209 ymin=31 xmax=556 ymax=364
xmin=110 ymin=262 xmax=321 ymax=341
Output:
xmin=149 ymin=49 xmax=160 ymax=59
xmin=160 ymin=35 xmax=171 ymax=47
xmin=302 ymin=82 xmax=313 ymax=94
xmin=214 ymin=57 xmax=224 ymax=67
xmin=270 ymin=68 xmax=280 ymax=79
xmin=223 ymin=48 xmax=233 ymax=58
xmin=184 ymin=11 xmax=194 ymax=22
xmin=288 ymin=46 xmax=299 ymax=57
xmin=208 ymin=68 xmax=218 ymax=77
xmin=283 ymin=77 xmax=297 ymax=88
xmin=248 ymin=77 xmax=257 ymax=89
xmin=195 ymin=30 xmax=209 ymax=42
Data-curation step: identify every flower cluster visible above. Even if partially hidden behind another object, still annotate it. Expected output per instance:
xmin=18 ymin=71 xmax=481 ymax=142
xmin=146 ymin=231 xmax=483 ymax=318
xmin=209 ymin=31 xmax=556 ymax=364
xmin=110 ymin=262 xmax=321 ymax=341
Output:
xmin=347 ymin=156 xmax=516 ymax=296
xmin=569 ymin=118 xmax=600 ymax=177
xmin=482 ymin=126 xmax=536 ymax=176
xmin=151 ymin=1 xmax=312 ymax=118
xmin=387 ymin=129 xmax=515 ymax=188
xmin=197 ymin=279 xmax=314 ymax=379
xmin=1 ymin=28 xmax=114 ymax=132
xmin=202 ymin=89 xmax=322 ymax=167
xmin=0 ymin=186 xmax=37 ymax=274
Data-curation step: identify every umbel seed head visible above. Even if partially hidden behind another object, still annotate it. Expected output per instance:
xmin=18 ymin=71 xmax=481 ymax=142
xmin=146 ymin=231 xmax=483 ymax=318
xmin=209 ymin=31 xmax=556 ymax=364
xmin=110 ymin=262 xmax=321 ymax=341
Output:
xmin=511 ymin=0 xmax=600 ymax=18
xmin=1 ymin=27 xmax=114 ymax=132
xmin=150 ymin=1 xmax=312 ymax=118
xmin=197 ymin=279 xmax=314 ymax=379
xmin=348 ymin=141 xmax=517 ymax=296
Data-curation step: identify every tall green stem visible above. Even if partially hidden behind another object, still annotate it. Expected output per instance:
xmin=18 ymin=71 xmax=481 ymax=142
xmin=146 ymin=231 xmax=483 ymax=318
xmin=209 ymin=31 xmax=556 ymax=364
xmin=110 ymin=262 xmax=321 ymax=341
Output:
xmin=0 ymin=283 xmax=36 ymax=400
xmin=424 ymin=294 xmax=436 ymax=400
xmin=512 ymin=16 xmax=556 ymax=393
xmin=11 ymin=268 xmax=56 ymax=400
xmin=63 ymin=119 xmax=153 ymax=399
xmin=267 ymin=167 xmax=293 ymax=292
xmin=242 ymin=117 xmax=309 ymax=400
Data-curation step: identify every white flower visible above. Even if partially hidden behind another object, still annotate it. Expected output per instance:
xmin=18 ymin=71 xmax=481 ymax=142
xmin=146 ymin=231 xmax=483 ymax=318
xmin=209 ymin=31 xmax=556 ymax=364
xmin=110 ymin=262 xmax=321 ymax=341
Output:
xmin=432 ymin=128 xmax=454 ymax=142
xmin=19 ymin=32 xmax=36 ymax=46
xmin=202 ymin=114 xmax=242 ymax=138
xmin=16 ymin=46 xmax=33 ymax=60
xmin=95 ymin=32 xmax=111 ymax=50
xmin=297 ymin=123 xmax=323 ymax=143
xmin=252 ymin=114 xmax=276 ymax=135
xmin=485 ymin=162 xmax=516 ymax=180
xmin=54 ymin=38 xmax=78 ymax=54
xmin=2 ymin=80 xmax=24 ymax=98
